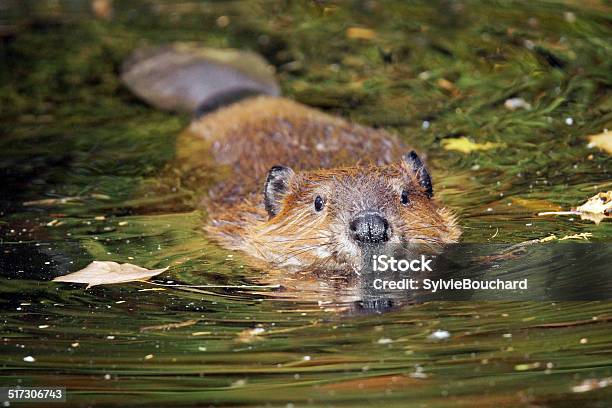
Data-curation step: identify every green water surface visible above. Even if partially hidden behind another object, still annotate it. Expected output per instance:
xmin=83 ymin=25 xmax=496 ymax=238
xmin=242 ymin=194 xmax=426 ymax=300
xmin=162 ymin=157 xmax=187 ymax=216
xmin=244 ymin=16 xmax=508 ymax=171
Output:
xmin=1 ymin=1 xmax=611 ymax=407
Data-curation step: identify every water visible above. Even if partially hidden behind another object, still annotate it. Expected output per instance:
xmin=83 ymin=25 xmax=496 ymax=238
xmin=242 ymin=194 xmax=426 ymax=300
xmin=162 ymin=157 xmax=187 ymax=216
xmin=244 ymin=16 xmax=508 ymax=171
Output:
xmin=1 ymin=1 xmax=611 ymax=406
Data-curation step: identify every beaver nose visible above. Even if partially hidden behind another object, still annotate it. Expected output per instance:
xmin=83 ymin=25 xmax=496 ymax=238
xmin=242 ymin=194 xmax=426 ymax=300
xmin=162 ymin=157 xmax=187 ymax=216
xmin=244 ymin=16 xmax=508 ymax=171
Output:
xmin=349 ymin=211 xmax=390 ymax=244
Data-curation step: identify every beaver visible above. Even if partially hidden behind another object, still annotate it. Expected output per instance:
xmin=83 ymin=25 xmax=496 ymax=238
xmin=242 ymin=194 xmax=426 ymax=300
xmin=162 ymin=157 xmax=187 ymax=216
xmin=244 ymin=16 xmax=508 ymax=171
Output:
xmin=122 ymin=44 xmax=460 ymax=273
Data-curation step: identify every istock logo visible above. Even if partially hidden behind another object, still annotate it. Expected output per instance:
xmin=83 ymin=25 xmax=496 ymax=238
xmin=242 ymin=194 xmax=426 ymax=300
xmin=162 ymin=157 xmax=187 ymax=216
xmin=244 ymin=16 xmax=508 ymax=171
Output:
xmin=372 ymin=255 xmax=433 ymax=272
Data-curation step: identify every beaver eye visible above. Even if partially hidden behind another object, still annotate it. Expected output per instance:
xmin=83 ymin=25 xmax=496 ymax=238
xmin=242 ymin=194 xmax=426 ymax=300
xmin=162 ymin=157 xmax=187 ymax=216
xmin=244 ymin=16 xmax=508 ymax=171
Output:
xmin=314 ymin=196 xmax=324 ymax=212
xmin=400 ymin=189 xmax=410 ymax=206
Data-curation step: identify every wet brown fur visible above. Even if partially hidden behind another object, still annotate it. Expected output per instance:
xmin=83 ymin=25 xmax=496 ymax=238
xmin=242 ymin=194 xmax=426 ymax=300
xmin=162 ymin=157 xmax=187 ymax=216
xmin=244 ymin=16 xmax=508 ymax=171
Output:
xmin=187 ymin=96 xmax=460 ymax=272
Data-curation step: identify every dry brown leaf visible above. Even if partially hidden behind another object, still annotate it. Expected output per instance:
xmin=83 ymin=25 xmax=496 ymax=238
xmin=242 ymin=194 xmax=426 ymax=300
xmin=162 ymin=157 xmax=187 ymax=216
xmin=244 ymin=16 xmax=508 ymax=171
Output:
xmin=587 ymin=131 xmax=612 ymax=155
xmin=53 ymin=261 xmax=168 ymax=289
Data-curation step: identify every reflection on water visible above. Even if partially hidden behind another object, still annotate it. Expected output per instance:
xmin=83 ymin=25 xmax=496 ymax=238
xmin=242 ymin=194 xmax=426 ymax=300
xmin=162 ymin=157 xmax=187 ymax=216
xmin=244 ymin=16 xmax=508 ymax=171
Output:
xmin=254 ymin=243 xmax=612 ymax=312
xmin=2 ymin=232 xmax=611 ymax=405
xmin=1 ymin=0 xmax=611 ymax=406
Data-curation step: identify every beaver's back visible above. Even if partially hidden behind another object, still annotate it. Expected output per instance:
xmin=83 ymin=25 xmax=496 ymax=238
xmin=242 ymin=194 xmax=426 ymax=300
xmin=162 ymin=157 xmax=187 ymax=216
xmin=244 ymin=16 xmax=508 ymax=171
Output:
xmin=188 ymin=96 xmax=406 ymax=202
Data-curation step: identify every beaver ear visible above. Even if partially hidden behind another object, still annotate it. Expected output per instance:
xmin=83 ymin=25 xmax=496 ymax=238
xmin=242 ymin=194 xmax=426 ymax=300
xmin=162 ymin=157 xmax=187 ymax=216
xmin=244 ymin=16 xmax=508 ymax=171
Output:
xmin=264 ymin=165 xmax=295 ymax=217
xmin=401 ymin=151 xmax=433 ymax=198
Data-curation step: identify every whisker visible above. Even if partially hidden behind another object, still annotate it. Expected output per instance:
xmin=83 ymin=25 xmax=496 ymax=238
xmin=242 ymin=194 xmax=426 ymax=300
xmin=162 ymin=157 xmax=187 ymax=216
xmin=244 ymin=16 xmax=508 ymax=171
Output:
xmin=276 ymin=246 xmax=329 ymax=265
xmin=268 ymin=235 xmax=331 ymax=243
xmin=276 ymin=242 xmax=333 ymax=261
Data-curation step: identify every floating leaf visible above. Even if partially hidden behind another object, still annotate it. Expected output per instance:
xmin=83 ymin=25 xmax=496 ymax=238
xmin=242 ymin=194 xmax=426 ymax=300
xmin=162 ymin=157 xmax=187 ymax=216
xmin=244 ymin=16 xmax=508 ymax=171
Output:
xmin=587 ymin=131 xmax=612 ymax=155
xmin=53 ymin=261 xmax=168 ymax=289
xmin=578 ymin=212 xmax=608 ymax=224
xmin=538 ymin=192 xmax=611 ymax=224
xmin=511 ymin=197 xmax=562 ymax=212
xmin=575 ymin=191 xmax=612 ymax=215
xmin=441 ymin=137 xmax=505 ymax=153
xmin=346 ymin=27 xmax=376 ymax=40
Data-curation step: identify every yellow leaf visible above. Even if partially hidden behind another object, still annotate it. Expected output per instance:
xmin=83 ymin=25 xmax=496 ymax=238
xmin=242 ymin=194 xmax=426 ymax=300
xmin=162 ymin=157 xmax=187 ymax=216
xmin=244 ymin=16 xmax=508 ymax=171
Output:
xmin=511 ymin=197 xmax=563 ymax=211
xmin=346 ymin=27 xmax=376 ymax=40
xmin=441 ymin=137 xmax=505 ymax=153
xmin=53 ymin=261 xmax=168 ymax=289
xmin=587 ymin=131 xmax=612 ymax=155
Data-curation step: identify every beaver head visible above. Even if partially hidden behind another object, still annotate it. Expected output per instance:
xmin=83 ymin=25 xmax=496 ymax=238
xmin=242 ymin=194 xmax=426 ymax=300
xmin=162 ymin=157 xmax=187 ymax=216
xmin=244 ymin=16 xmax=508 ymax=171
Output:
xmin=246 ymin=151 xmax=460 ymax=272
